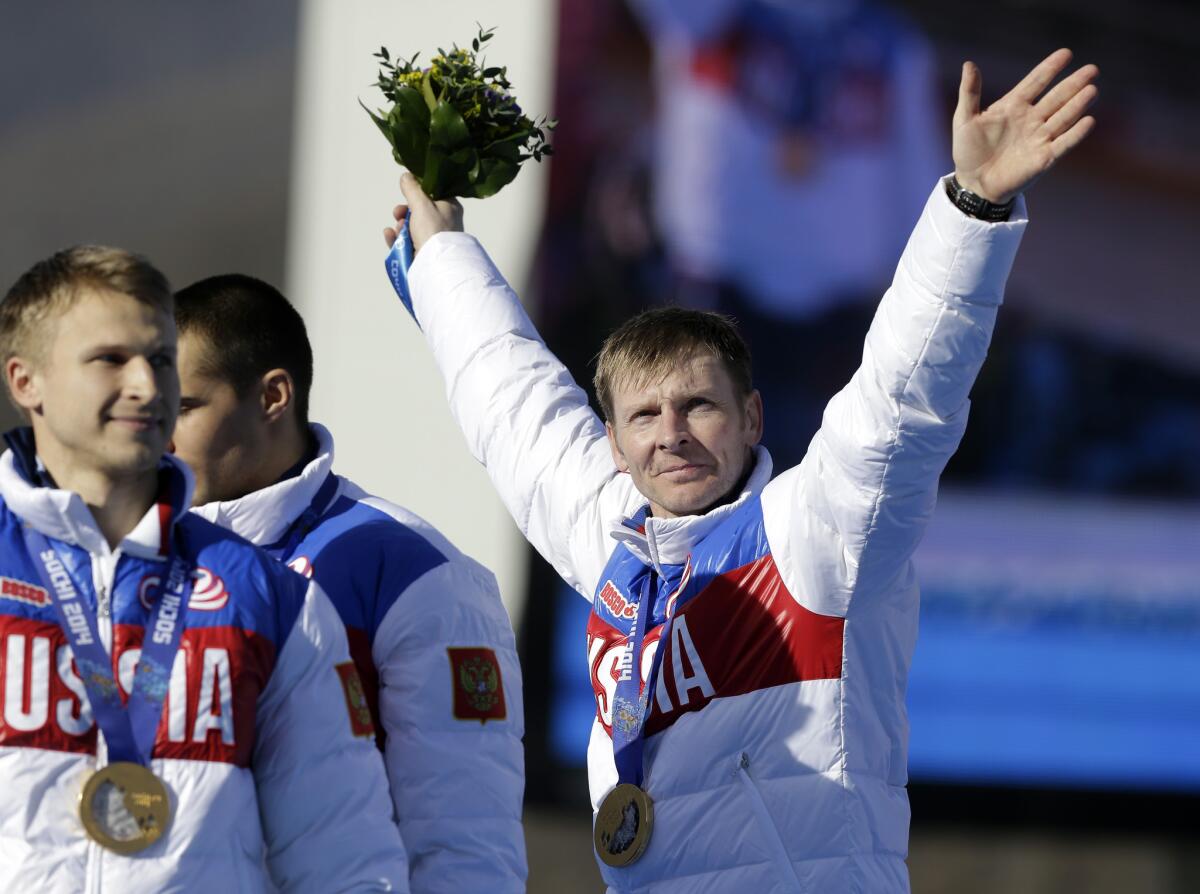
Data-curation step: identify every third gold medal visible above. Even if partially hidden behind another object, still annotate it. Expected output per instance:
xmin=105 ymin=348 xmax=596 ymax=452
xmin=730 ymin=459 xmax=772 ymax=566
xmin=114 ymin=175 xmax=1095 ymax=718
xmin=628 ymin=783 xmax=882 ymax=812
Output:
xmin=594 ymin=782 xmax=654 ymax=867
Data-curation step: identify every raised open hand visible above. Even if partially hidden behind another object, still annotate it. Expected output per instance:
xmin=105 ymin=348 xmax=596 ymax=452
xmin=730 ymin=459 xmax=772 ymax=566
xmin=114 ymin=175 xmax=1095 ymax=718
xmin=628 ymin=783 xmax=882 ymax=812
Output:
xmin=953 ymin=48 xmax=1098 ymax=204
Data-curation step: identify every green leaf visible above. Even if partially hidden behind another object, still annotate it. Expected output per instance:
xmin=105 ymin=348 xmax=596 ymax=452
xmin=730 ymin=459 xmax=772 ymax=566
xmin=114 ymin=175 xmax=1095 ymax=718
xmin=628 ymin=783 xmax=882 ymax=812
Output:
xmin=449 ymin=145 xmax=481 ymax=189
xmin=385 ymin=86 xmax=431 ymax=176
xmin=422 ymin=145 xmax=446 ymax=197
xmin=423 ymin=145 xmax=479 ymax=199
xmin=482 ymin=131 xmax=527 ymax=157
xmin=358 ymin=99 xmax=391 ymax=139
xmin=421 ymin=70 xmax=438 ymax=112
xmin=428 ymin=100 xmax=472 ymax=151
xmin=473 ymin=157 xmax=519 ymax=198
xmin=424 ymin=104 xmax=477 ymax=198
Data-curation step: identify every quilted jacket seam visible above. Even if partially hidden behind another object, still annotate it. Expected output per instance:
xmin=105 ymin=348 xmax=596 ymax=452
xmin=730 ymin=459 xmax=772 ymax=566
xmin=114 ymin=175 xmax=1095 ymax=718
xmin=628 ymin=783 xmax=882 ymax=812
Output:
xmin=448 ymin=332 xmax=607 ymax=568
xmin=849 ymin=233 xmax=963 ymax=605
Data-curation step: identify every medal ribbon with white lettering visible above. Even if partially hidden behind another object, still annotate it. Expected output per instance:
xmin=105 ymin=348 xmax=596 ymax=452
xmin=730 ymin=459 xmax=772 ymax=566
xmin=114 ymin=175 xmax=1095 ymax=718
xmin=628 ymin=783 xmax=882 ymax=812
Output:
xmin=594 ymin=564 xmax=687 ymax=866
xmin=21 ymin=526 xmax=194 ymax=767
xmin=595 ymin=566 xmax=687 ymax=867
xmin=611 ymin=569 xmax=682 ymax=789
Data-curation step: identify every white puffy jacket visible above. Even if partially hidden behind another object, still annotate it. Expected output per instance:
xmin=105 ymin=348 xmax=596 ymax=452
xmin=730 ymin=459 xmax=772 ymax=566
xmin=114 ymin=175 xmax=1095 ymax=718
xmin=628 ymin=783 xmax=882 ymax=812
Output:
xmin=406 ymin=182 xmax=1026 ymax=892
xmin=0 ymin=445 xmax=408 ymax=893
xmin=192 ymin=424 xmax=527 ymax=894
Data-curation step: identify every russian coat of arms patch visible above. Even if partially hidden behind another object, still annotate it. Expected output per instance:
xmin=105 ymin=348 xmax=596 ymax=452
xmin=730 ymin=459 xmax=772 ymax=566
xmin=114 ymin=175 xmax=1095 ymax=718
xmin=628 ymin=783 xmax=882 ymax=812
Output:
xmin=335 ymin=662 xmax=376 ymax=738
xmin=447 ymin=647 xmax=507 ymax=723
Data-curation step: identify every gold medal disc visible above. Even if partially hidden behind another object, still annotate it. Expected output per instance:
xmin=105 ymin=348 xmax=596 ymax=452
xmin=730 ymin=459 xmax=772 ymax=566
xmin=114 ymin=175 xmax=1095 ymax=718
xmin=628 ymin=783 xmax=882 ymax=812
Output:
xmin=79 ymin=762 xmax=171 ymax=854
xmin=594 ymin=783 xmax=654 ymax=867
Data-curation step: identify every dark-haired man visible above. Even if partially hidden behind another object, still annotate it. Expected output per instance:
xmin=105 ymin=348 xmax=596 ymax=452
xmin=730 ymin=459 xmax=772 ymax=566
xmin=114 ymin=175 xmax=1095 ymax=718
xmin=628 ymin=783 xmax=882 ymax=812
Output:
xmin=169 ymin=274 xmax=527 ymax=893
xmin=383 ymin=51 xmax=1098 ymax=891
xmin=0 ymin=247 xmax=408 ymax=891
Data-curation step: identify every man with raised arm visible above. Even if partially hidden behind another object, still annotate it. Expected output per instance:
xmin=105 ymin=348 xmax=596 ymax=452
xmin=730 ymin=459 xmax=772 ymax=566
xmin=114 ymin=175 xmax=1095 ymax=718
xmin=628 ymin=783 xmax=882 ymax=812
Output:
xmin=0 ymin=247 xmax=408 ymax=892
xmin=384 ymin=50 xmax=1097 ymax=892
xmin=168 ymin=274 xmax=526 ymax=893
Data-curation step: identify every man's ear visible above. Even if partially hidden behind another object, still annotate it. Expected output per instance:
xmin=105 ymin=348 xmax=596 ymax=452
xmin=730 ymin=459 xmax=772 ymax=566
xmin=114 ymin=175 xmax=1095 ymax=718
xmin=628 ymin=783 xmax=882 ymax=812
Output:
xmin=606 ymin=421 xmax=630 ymax=473
xmin=6 ymin=356 xmax=42 ymax=414
xmin=260 ymin=368 xmax=295 ymax=424
xmin=744 ymin=389 xmax=764 ymax=447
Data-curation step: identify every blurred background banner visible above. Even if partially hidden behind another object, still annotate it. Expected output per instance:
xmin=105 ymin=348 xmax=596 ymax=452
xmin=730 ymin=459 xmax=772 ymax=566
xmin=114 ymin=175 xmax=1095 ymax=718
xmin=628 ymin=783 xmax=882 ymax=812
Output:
xmin=2 ymin=2 xmax=1199 ymax=892
xmin=910 ymin=492 xmax=1200 ymax=790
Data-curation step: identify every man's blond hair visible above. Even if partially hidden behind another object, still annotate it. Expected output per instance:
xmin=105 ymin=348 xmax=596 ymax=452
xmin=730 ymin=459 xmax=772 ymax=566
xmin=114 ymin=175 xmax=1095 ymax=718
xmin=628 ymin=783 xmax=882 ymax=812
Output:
xmin=593 ymin=307 xmax=753 ymax=422
xmin=0 ymin=245 xmax=172 ymax=367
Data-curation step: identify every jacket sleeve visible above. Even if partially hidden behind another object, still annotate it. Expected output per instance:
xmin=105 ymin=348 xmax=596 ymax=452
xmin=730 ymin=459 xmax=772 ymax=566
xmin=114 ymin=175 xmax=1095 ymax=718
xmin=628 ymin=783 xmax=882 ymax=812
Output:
xmin=762 ymin=181 xmax=1027 ymax=617
xmin=408 ymin=234 xmax=637 ymax=597
xmin=254 ymin=577 xmax=410 ymax=893
xmin=373 ymin=558 xmax=526 ymax=894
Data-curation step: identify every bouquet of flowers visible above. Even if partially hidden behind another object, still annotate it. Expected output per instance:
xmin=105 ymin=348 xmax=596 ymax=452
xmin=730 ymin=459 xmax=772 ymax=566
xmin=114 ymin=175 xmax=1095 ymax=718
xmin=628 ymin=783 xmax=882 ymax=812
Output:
xmin=362 ymin=26 xmax=555 ymax=201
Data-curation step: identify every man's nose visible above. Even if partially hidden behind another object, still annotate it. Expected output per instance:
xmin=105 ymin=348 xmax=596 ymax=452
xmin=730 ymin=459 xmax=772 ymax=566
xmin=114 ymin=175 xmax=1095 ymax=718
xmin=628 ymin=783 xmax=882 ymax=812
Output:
xmin=656 ymin=406 xmax=690 ymax=449
xmin=123 ymin=356 xmax=159 ymax=399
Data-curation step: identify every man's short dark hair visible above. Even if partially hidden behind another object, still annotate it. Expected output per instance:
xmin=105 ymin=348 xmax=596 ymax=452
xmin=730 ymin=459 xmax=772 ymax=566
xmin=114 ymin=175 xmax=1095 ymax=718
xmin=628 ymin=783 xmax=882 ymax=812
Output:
xmin=174 ymin=274 xmax=314 ymax=426
xmin=594 ymin=307 xmax=754 ymax=422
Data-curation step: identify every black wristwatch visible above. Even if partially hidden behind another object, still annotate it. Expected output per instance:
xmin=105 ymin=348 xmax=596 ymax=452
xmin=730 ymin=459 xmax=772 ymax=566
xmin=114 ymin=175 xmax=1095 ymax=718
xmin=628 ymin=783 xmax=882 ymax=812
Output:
xmin=944 ymin=175 xmax=1015 ymax=222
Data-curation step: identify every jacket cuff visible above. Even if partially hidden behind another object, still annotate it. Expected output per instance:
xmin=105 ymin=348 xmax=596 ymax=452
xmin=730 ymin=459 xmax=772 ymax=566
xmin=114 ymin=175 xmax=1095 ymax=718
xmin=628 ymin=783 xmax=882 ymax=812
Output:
xmin=905 ymin=176 xmax=1029 ymax=308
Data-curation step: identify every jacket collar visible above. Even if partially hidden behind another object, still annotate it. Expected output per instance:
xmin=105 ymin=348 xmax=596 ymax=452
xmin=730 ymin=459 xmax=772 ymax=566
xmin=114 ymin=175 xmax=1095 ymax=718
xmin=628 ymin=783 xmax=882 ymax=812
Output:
xmin=0 ymin=427 xmax=194 ymax=560
xmin=189 ymin=423 xmax=335 ymax=547
xmin=610 ymin=446 xmax=773 ymax=568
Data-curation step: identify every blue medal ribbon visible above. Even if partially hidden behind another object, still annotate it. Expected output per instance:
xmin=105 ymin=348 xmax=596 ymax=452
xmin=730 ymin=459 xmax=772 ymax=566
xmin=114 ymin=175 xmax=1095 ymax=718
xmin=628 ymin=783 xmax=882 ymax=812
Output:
xmin=259 ymin=472 xmax=339 ymax=562
xmin=384 ymin=213 xmax=418 ymax=323
xmin=610 ymin=567 xmax=685 ymax=788
xmin=22 ymin=526 xmax=194 ymax=766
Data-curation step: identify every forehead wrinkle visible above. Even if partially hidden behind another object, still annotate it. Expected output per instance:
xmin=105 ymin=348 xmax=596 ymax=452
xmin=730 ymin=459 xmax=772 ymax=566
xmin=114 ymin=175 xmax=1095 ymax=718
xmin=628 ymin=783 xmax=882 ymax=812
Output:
xmin=613 ymin=344 xmax=710 ymax=392
xmin=616 ymin=351 xmax=723 ymax=403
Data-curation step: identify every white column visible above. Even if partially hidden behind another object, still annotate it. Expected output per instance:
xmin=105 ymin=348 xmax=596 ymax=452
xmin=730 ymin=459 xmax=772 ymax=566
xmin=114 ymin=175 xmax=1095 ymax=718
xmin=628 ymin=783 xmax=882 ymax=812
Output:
xmin=287 ymin=2 xmax=557 ymax=624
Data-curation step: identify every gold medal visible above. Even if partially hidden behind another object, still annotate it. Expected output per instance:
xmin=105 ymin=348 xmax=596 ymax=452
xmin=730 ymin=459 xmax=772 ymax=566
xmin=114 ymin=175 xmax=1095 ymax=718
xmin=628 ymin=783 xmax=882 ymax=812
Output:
xmin=594 ymin=783 xmax=654 ymax=867
xmin=79 ymin=762 xmax=171 ymax=854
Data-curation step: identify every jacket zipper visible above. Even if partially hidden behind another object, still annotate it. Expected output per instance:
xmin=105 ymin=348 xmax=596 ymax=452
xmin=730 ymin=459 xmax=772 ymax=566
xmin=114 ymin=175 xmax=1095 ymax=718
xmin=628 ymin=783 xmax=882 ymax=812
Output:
xmin=93 ymin=552 xmax=118 ymax=653
xmin=85 ymin=551 xmax=121 ymax=894
xmin=733 ymin=753 xmax=803 ymax=892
